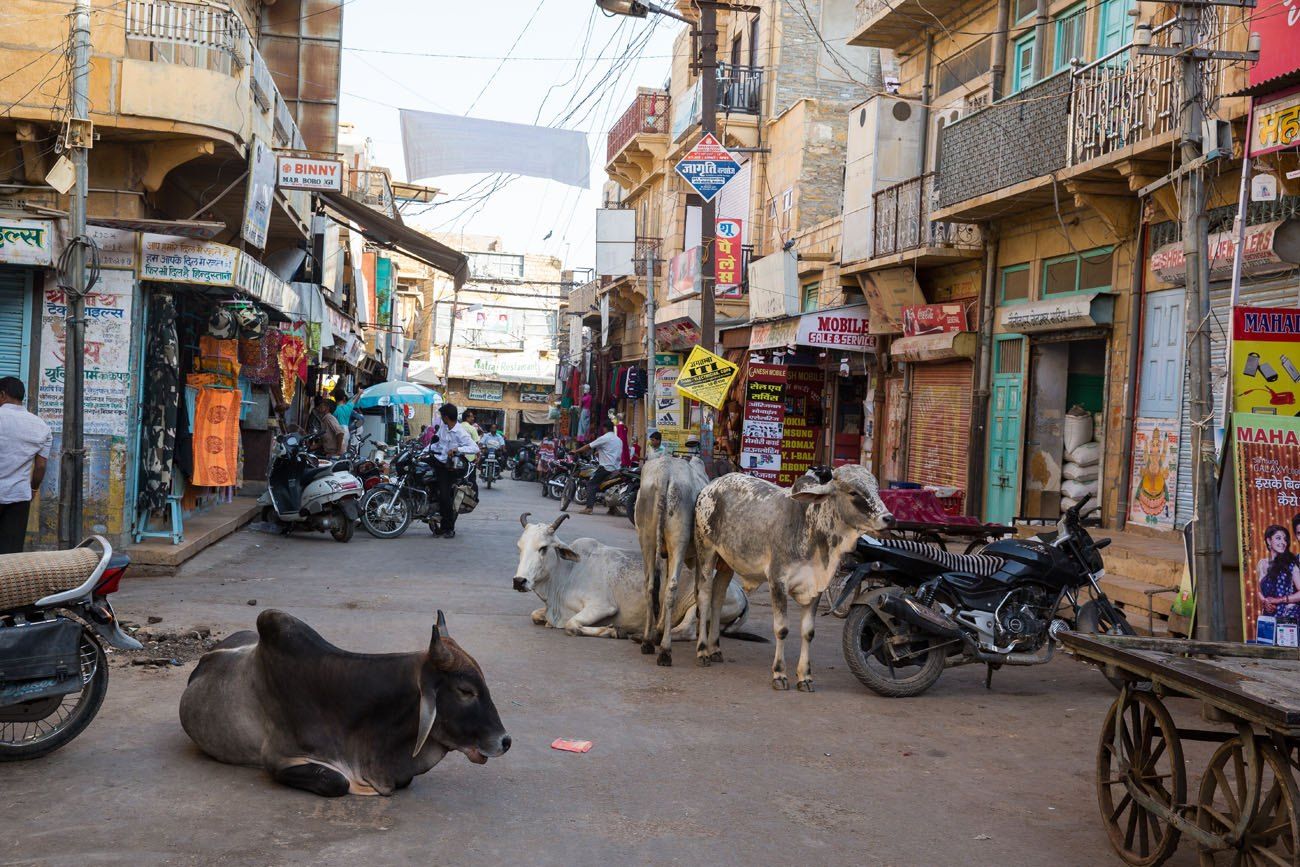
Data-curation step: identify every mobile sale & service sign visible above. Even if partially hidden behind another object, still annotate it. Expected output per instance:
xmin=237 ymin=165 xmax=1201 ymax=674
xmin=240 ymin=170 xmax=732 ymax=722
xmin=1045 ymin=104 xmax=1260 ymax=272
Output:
xmin=1232 ymin=306 xmax=1300 ymax=414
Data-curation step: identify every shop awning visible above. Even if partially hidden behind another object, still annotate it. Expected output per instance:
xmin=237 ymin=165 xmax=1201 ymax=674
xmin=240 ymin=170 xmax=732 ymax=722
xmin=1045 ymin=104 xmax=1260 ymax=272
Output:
xmin=998 ymin=293 xmax=1116 ymax=333
xmin=320 ymin=191 xmax=468 ymax=290
xmin=891 ymin=330 xmax=978 ymax=362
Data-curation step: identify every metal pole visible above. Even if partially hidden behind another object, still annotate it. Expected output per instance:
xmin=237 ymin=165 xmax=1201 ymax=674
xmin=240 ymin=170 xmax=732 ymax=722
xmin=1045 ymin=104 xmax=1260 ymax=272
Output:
xmin=644 ymin=250 xmax=656 ymax=441
xmin=443 ymin=289 xmax=459 ymax=397
xmin=1177 ymin=1 xmax=1224 ymax=640
xmin=58 ymin=0 xmax=91 ymax=550
xmin=698 ymin=2 xmax=718 ymax=460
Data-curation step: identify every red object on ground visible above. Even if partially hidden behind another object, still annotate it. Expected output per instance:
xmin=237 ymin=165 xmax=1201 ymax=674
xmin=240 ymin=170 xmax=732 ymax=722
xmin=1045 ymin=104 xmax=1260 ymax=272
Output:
xmin=551 ymin=739 xmax=593 ymax=753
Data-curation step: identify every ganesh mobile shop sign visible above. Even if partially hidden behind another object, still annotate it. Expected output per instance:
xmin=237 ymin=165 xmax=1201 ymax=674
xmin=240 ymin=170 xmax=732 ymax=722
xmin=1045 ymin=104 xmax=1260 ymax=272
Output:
xmin=277 ymin=155 xmax=344 ymax=191
xmin=1232 ymin=412 xmax=1300 ymax=646
xmin=674 ymin=345 xmax=740 ymax=409
xmin=0 ymin=219 xmax=54 ymax=266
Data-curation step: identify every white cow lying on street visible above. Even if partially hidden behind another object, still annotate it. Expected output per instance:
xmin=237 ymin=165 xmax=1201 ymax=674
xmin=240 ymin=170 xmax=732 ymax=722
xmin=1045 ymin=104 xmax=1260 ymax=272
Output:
xmin=512 ymin=513 xmax=759 ymax=642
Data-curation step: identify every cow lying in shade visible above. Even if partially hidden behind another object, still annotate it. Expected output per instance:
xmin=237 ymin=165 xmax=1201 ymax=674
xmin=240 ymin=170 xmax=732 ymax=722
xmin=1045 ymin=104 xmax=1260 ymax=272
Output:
xmin=694 ymin=464 xmax=894 ymax=691
xmin=179 ymin=609 xmax=510 ymax=797
xmin=513 ymin=513 xmax=759 ymax=642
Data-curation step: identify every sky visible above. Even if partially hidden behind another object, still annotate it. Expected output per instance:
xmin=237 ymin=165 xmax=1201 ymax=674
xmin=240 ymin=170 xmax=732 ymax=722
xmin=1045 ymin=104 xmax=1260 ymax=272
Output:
xmin=337 ymin=1 xmax=681 ymax=272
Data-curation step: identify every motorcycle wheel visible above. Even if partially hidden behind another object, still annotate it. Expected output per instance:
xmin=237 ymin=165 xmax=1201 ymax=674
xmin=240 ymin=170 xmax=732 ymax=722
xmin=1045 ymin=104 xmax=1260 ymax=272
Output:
xmin=359 ymin=487 xmax=413 ymax=539
xmin=560 ymin=477 xmax=575 ymax=511
xmin=1075 ymin=599 xmax=1136 ymax=690
xmin=512 ymin=466 xmax=523 ymax=481
xmin=485 ymin=470 xmax=494 ymax=490
xmin=0 ymin=627 xmax=107 ymax=762
xmin=331 ymin=511 xmax=355 ymax=543
xmin=842 ymin=598 xmax=945 ymax=698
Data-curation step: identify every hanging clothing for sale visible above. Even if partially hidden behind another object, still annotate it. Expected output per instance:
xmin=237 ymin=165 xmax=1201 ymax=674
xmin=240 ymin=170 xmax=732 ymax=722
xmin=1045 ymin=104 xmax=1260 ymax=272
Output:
xmin=277 ymin=335 xmax=307 ymax=406
xmin=136 ymin=292 xmax=180 ymax=513
xmin=198 ymin=336 xmax=241 ymax=381
xmin=625 ymin=367 xmax=647 ymax=399
xmin=615 ymin=421 xmax=630 ymax=467
xmin=239 ymin=332 xmax=280 ymax=384
xmin=192 ymin=386 xmax=240 ymax=487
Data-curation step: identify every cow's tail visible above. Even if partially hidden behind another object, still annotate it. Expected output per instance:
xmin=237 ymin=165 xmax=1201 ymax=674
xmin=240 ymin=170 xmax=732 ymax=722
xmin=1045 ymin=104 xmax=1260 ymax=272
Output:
xmin=649 ymin=480 xmax=671 ymax=625
xmin=721 ymin=593 xmax=770 ymax=643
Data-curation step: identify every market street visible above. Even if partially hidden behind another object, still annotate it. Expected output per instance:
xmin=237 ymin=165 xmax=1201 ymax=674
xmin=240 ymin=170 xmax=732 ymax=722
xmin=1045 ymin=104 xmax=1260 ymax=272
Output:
xmin=1 ymin=479 xmax=1206 ymax=866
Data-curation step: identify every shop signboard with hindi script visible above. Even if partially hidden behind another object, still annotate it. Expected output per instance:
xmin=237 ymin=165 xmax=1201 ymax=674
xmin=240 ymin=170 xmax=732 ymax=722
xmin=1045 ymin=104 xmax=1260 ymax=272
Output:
xmin=86 ymin=226 xmax=137 ymax=269
xmin=674 ymin=345 xmax=740 ymax=410
xmin=715 ymin=218 xmax=743 ymax=298
xmin=141 ymin=235 xmax=238 ymax=286
xmin=0 ymin=218 xmax=54 ymax=266
xmin=1250 ymin=87 xmax=1300 ymax=157
xmin=38 ymin=269 xmax=134 ymax=437
xmin=1232 ymin=413 xmax=1300 ymax=646
xmin=739 ymin=362 xmax=786 ymax=482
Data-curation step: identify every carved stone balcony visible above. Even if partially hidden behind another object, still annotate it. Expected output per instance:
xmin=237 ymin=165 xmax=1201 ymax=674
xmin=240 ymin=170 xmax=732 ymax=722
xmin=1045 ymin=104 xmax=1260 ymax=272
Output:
xmin=607 ymin=91 xmax=670 ymax=193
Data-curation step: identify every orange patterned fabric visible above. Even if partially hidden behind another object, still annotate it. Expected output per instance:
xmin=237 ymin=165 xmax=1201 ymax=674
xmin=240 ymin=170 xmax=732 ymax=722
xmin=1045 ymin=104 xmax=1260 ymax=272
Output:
xmin=278 ymin=335 xmax=306 ymax=405
xmin=192 ymin=387 xmax=240 ymax=487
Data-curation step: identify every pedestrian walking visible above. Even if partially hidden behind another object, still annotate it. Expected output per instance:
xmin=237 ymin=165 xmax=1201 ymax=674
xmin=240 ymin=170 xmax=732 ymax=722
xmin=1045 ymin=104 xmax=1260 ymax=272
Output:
xmin=0 ymin=376 xmax=52 ymax=554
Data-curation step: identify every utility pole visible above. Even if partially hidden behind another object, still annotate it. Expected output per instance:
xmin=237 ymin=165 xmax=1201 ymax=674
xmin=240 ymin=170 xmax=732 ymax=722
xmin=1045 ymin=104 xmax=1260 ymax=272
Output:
xmin=1177 ymin=3 xmax=1224 ymax=640
xmin=58 ymin=0 xmax=92 ymax=550
xmin=443 ymin=291 xmax=459 ymax=397
xmin=698 ymin=1 xmax=717 ymax=356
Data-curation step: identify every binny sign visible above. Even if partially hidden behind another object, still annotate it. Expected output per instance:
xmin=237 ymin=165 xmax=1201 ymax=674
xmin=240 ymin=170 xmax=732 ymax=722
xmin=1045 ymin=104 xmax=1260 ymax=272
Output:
xmin=796 ymin=304 xmax=878 ymax=353
xmin=277 ymin=156 xmax=344 ymax=192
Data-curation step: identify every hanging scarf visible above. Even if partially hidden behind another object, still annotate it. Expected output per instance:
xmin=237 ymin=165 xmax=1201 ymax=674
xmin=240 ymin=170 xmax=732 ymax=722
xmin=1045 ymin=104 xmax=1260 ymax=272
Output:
xmin=240 ymin=329 xmax=281 ymax=385
xmin=191 ymin=386 xmax=240 ymax=487
xmin=136 ymin=292 xmax=179 ymax=512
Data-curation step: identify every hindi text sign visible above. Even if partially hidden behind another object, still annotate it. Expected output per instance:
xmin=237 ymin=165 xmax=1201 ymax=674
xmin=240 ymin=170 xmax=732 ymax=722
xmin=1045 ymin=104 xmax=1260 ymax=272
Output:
xmin=674 ymin=134 xmax=741 ymax=203
xmin=715 ymin=218 xmax=743 ymax=298
xmin=674 ymin=345 xmax=739 ymax=409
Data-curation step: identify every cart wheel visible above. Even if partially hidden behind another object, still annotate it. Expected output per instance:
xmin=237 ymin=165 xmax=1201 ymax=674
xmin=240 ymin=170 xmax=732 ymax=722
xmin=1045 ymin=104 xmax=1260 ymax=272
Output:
xmin=1196 ymin=739 xmax=1299 ymax=866
xmin=1097 ymin=689 xmax=1186 ymax=866
xmin=918 ymin=532 xmax=944 ymax=549
xmin=964 ymin=538 xmax=988 ymax=555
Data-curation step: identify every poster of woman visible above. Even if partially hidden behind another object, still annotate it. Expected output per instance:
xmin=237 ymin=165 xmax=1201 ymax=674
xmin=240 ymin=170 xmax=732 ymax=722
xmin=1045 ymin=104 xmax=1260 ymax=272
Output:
xmin=1232 ymin=413 xmax=1300 ymax=644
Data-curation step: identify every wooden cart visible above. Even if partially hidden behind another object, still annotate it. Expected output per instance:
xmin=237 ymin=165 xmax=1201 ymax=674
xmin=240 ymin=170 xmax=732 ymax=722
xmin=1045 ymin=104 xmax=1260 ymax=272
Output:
xmin=1059 ymin=632 xmax=1300 ymax=866
xmin=877 ymin=489 xmax=1015 ymax=553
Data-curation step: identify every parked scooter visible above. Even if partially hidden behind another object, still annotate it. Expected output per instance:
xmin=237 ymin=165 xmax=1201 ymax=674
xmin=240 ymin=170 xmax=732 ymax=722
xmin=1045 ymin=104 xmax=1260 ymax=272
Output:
xmin=832 ymin=494 xmax=1133 ymax=697
xmin=257 ymin=432 xmax=363 ymax=542
xmin=0 ymin=536 xmax=141 ymax=760
xmin=510 ymin=442 xmax=538 ymax=482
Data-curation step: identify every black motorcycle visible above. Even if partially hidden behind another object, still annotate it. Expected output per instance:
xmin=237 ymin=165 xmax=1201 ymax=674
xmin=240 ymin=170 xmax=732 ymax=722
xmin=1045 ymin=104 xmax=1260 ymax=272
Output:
xmin=358 ymin=443 xmax=477 ymax=539
xmin=1 ymin=536 xmax=141 ymax=760
xmin=478 ymin=447 xmax=501 ymax=489
xmin=510 ymin=443 xmax=538 ymax=482
xmin=560 ymin=461 xmax=639 ymax=515
xmin=834 ymin=494 xmax=1133 ymax=697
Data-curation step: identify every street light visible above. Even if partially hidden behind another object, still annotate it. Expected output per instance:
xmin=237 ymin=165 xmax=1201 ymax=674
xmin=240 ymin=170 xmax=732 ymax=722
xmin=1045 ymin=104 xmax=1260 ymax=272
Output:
xmin=596 ymin=0 xmax=690 ymax=23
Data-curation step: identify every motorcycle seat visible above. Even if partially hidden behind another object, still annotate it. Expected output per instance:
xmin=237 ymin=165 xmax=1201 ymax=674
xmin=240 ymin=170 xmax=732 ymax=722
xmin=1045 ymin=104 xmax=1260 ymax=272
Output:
xmin=330 ymin=460 xmax=352 ymax=474
xmin=877 ymin=539 xmax=1005 ymax=577
xmin=0 ymin=547 xmax=101 ymax=611
xmin=304 ymin=466 xmax=336 ymax=486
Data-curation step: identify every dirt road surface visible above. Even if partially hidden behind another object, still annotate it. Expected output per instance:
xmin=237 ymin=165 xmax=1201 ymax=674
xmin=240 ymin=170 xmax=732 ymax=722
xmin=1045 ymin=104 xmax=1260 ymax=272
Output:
xmin=1 ymin=479 xmax=1192 ymax=865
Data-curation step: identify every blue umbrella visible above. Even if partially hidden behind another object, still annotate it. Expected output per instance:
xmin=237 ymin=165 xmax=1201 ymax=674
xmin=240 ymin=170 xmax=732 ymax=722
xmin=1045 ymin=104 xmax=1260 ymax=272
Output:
xmin=356 ymin=380 xmax=442 ymax=409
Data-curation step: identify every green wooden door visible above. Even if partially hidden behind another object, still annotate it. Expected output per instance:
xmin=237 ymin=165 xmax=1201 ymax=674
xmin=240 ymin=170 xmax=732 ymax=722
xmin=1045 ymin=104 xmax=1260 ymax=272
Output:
xmin=1098 ymin=0 xmax=1134 ymax=59
xmin=986 ymin=335 xmax=1026 ymax=524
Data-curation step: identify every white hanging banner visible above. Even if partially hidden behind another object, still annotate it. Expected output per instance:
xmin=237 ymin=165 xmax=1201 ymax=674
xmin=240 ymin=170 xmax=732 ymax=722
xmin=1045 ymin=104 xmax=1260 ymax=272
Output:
xmin=400 ymin=109 xmax=590 ymax=188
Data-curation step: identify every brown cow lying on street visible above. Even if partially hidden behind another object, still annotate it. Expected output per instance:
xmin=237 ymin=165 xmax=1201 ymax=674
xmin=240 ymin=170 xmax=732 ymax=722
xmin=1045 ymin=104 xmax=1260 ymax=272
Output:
xmin=179 ymin=609 xmax=510 ymax=797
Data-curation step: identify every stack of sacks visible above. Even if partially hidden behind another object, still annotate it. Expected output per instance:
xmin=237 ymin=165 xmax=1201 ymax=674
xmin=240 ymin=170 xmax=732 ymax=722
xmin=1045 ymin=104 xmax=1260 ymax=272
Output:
xmin=1061 ymin=405 xmax=1100 ymax=512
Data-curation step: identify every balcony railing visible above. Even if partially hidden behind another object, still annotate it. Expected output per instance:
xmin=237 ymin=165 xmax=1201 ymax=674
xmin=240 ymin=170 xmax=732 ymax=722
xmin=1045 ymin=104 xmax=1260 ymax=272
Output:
xmin=937 ymin=13 xmax=1231 ymax=210
xmin=346 ymin=169 xmax=398 ymax=219
xmin=607 ymin=92 xmax=670 ymax=163
xmin=1069 ymin=14 xmax=1225 ymax=165
xmin=125 ymin=0 xmax=245 ymax=74
xmin=874 ymin=174 xmax=982 ymax=257
xmin=633 ymin=236 xmax=661 ymax=276
xmin=717 ymin=63 xmax=762 ymax=115
xmin=936 ymin=72 xmax=1072 ymax=209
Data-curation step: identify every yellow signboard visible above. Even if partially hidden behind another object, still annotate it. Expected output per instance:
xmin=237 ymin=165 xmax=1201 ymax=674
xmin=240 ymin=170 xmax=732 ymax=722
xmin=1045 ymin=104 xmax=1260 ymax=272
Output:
xmin=1232 ymin=306 xmax=1300 ymax=414
xmin=674 ymin=345 xmax=739 ymax=409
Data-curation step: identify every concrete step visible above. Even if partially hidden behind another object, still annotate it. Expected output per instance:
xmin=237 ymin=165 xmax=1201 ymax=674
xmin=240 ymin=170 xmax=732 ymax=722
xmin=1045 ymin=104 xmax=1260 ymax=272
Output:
xmin=126 ymin=497 xmax=259 ymax=573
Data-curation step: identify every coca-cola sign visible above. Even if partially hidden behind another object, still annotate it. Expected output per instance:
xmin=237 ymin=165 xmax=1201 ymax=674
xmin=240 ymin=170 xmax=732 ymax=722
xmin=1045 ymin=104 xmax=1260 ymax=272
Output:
xmin=902 ymin=303 xmax=968 ymax=338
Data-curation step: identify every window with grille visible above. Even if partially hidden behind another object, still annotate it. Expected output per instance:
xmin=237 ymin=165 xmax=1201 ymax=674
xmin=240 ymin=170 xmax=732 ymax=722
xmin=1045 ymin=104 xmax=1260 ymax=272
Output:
xmin=1054 ymin=4 xmax=1087 ymax=72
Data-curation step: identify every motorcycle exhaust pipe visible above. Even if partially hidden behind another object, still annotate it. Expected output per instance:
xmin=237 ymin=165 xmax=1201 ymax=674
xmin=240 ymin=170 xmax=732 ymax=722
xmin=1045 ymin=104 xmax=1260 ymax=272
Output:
xmin=877 ymin=593 xmax=964 ymax=640
xmin=972 ymin=641 xmax=1055 ymax=666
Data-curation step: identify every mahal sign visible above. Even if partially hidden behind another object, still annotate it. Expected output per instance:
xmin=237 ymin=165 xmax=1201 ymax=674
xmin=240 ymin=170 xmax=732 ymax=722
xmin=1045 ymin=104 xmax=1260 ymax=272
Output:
xmin=1151 ymin=221 xmax=1300 ymax=284
xmin=674 ymin=133 xmax=741 ymax=203
xmin=277 ymin=156 xmax=344 ymax=191
xmin=0 ymin=219 xmax=54 ymax=266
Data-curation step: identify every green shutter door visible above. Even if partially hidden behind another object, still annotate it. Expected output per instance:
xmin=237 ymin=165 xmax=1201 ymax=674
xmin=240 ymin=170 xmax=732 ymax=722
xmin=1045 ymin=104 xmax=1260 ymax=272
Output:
xmin=0 ymin=270 xmax=33 ymax=382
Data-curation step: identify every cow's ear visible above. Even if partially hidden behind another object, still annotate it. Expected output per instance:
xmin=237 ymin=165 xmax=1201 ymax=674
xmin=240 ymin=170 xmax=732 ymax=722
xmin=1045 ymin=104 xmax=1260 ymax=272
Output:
xmin=554 ymin=542 xmax=581 ymax=562
xmin=413 ymin=671 xmax=437 ymax=757
xmin=790 ymin=479 xmax=834 ymax=502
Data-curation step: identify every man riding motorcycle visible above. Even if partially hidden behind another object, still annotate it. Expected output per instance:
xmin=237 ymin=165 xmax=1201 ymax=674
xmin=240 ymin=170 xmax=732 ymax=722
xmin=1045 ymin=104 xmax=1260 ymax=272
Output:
xmin=420 ymin=403 xmax=479 ymax=539
xmin=568 ymin=427 xmax=624 ymax=516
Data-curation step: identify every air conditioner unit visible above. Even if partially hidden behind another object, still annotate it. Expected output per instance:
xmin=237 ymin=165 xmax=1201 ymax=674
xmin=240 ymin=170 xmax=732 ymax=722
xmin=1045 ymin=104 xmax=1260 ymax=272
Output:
xmin=840 ymin=95 xmax=924 ymax=263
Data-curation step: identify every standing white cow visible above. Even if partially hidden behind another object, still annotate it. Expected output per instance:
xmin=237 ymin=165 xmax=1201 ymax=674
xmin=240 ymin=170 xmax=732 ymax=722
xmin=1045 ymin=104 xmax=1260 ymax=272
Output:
xmin=694 ymin=464 xmax=893 ymax=691
xmin=634 ymin=453 xmax=710 ymax=666
xmin=512 ymin=512 xmax=754 ymax=642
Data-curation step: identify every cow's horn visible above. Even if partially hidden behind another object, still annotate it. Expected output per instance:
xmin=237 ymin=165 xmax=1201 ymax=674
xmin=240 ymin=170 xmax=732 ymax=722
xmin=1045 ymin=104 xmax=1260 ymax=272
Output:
xmin=549 ymin=513 xmax=570 ymax=533
xmin=520 ymin=512 xmax=531 ymax=529
xmin=437 ymin=609 xmax=448 ymax=635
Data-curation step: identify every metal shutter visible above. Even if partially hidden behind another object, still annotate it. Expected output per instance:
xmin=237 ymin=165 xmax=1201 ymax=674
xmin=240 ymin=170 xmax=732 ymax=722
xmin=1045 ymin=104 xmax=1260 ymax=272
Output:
xmin=906 ymin=361 xmax=975 ymax=490
xmin=0 ymin=270 xmax=32 ymax=382
xmin=1175 ymin=274 xmax=1300 ymax=526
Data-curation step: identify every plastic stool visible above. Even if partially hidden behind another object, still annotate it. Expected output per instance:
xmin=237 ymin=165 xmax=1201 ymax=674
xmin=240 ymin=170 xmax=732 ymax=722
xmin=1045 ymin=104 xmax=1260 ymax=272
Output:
xmin=134 ymin=492 xmax=184 ymax=545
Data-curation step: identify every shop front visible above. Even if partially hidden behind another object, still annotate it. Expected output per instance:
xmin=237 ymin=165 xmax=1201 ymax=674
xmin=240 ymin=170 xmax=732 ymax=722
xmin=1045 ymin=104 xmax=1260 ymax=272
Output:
xmin=996 ymin=292 xmax=1117 ymax=521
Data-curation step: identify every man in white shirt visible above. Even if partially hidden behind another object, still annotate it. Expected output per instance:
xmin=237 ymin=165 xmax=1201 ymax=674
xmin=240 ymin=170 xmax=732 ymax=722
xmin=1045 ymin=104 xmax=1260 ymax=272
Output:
xmin=570 ymin=427 xmax=623 ymax=515
xmin=0 ymin=376 xmax=52 ymax=554
xmin=422 ymin=402 xmax=479 ymax=538
xmin=480 ymin=424 xmax=506 ymax=453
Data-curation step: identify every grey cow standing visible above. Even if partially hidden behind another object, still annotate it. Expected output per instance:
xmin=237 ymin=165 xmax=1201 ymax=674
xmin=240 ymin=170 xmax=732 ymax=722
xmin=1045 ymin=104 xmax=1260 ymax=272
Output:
xmin=634 ymin=453 xmax=711 ymax=666
xmin=694 ymin=464 xmax=894 ymax=691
